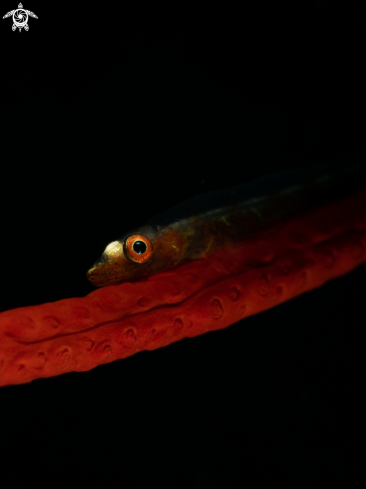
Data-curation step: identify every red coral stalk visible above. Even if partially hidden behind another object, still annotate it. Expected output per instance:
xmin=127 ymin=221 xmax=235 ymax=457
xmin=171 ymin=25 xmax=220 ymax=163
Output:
xmin=1 ymin=188 xmax=365 ymax=387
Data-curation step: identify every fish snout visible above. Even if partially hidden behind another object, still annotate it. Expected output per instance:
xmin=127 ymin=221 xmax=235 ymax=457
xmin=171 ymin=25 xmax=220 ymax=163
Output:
xmin=86 ymin=241 xmax=125 ymax=286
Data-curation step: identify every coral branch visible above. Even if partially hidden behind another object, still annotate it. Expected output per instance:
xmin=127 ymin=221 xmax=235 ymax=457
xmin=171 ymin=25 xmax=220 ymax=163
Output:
xmin=1 ymin=188 xmax=366 ymax=387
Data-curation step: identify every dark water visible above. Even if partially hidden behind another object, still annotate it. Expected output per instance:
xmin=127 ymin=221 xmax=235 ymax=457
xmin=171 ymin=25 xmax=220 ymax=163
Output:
xmin=0 ymin=2 xmax=365 ymax=487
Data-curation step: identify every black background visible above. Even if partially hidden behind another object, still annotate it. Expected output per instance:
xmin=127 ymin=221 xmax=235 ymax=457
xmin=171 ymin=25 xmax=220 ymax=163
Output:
xmin=0 ymin=1 xmax=365 ymax=487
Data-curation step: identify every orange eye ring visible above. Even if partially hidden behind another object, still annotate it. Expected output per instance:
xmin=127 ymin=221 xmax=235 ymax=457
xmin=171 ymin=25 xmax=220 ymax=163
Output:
xmin=123 ymin=234 xmax=153 ymax=264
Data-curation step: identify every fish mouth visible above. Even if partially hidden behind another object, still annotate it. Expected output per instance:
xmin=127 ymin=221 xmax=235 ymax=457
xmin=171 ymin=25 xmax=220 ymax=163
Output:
xmin=86 ymin=266 xmax=126 ymax=287
xmin=87 ymin=241 xmax=127 ymax=286
xmin=86 ymin=256 xmax=126 ymax=285
xmin=86 ymin=259 xmax=152 ymax=287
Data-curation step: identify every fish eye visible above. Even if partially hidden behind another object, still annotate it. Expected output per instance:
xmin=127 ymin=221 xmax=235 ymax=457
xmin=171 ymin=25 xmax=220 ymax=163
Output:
xmin=123 ymin=234 xmax=153 ymax=264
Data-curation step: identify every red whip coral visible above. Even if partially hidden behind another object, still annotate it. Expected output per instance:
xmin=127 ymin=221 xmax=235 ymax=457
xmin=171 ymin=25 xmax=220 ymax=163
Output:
xmin=0 ymin=188 xmax=365 ymax=387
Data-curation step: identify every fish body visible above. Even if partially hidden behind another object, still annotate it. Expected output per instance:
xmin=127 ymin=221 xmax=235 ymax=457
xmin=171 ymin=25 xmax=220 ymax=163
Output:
xmin=87 ymin=153 xmax=366 ymax=287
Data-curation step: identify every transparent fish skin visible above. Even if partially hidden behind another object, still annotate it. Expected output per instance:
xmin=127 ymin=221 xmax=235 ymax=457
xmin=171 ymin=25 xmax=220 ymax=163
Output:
xmin=87 ymin=153 xmax=366 ymax=287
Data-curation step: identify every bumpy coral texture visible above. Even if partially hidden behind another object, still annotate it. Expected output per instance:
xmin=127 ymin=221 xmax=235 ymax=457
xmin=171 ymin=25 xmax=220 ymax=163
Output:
xmin=0 ymin=188 xmax=366 ymax=386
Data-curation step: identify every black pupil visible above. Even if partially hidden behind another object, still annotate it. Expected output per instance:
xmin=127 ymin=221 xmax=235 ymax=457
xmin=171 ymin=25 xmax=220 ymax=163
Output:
xmin=133 ymin=241 xmax=147 ymax=254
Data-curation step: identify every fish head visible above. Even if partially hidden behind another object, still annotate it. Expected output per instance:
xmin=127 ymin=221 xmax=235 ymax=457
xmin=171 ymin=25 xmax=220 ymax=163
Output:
xmin=86 ymin=225 xmax=189 ymax=287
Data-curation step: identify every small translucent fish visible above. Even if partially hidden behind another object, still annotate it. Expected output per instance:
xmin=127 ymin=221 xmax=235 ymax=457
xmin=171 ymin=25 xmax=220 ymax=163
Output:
xmin=87 ymin=154 xmax=366 ymax=287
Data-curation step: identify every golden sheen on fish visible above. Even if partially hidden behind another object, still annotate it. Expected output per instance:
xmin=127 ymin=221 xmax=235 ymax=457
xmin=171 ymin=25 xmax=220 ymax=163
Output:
xmin=87 ymin=155 xmax=366 ymax=287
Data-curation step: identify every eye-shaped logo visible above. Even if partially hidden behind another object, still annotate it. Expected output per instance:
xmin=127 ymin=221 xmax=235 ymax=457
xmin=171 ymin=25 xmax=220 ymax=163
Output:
xmin=3 ymin=3 xmax=38 ymax=31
